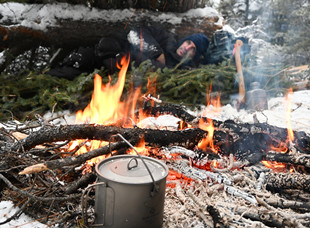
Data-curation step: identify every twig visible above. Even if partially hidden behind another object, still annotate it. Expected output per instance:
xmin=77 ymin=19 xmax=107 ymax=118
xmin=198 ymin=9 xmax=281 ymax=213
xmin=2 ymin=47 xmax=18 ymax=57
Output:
xmin=19 ymin=141 xmax=129 ymax=174
xmin=0 ymin=173 xmax=80 ymax=202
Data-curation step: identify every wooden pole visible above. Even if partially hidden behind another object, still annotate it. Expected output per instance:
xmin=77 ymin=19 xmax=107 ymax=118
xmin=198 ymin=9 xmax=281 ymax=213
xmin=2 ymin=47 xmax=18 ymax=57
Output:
xmin=234 ymin=40 xmax=245 ymax=103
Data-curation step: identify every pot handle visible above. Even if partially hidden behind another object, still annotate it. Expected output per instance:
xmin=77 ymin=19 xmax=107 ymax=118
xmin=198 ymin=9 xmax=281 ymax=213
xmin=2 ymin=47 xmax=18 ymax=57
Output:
xmin=82 ymin=181 xmax=115 ymax=227
xmin=112 ymin=134 xmax=159 ymax=196
xmin=127 ymin=157 xmax=138 ymax=170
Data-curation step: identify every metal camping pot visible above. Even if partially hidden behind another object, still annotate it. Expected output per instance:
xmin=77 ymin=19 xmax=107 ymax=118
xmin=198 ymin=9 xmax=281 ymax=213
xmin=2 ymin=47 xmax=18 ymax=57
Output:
xmin=94 ymin=154 xmax=169 ymax=228
xmin=246 ymin=81 xmax=268 ymax=111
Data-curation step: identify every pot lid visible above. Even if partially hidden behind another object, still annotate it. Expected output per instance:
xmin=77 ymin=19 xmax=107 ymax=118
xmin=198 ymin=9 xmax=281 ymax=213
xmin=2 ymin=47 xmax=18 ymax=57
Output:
xmin=96 ymin=155 xmax=168 ymax=184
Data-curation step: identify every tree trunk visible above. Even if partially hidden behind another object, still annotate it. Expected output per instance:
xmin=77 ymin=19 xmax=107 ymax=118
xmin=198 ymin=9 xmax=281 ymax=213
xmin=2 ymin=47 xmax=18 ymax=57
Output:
xmin=1 ymin=7 xmax=222 ymax=51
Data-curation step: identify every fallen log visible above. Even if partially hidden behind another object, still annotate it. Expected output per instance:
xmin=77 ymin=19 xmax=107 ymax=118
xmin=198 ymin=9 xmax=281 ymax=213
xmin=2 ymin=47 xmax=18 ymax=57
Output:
xmin=1 ymin=4 xmax=222 ymax=50
xmin=8 ymin=124 xmax=210 ymax=152
xmin=144 ymin=103 xmax=310 ymax=154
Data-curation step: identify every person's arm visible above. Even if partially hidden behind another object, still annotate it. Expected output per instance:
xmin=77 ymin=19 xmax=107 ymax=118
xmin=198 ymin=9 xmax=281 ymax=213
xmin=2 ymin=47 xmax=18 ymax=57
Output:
xmin=128 ymin=27 xmax=164 ymax=61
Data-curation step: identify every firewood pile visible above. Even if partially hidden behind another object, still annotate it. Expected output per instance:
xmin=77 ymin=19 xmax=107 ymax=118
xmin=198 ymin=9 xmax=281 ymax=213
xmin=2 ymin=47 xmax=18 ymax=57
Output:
xmin=0 ymin=102 xmax=310 ymax=227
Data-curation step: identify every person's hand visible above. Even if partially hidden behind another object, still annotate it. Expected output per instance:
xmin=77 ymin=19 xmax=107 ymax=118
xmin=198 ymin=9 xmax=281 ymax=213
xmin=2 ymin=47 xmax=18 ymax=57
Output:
xmin=235 ymin=39 xmax=243 ymax=46
xmin=156 ymin=53 xmax=166 ymax=65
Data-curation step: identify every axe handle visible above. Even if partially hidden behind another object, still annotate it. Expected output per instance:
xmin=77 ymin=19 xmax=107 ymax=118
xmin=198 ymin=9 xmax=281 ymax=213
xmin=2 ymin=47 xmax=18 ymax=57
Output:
xmin=234 ymin=40 xmax=245 ymax=103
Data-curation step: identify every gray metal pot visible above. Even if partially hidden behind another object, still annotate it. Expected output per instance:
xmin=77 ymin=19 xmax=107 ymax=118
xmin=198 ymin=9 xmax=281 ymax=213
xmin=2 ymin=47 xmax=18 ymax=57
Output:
xmin=246 ymin=82 xmax=268 ymax=111
xmin=94 ymin=154 xmax=169 ymax=228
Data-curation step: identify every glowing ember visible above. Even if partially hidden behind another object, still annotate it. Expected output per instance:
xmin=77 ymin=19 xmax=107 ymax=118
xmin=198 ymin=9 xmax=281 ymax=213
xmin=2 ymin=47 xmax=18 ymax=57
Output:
xmin=261 ymin=160 xmax=287 ymax=173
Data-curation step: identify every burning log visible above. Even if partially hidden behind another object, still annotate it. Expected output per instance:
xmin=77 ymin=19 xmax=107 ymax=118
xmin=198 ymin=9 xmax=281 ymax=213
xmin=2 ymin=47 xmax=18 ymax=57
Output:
xmin=144 ymin=103 xmax=310 ymax=154
xmin=9 ymin=124 xmax=209 ymax=152
xmin=3 ymin=102 xmax=309 ymax=175
xmin=265 ymin=151 xmax=310 ymax=169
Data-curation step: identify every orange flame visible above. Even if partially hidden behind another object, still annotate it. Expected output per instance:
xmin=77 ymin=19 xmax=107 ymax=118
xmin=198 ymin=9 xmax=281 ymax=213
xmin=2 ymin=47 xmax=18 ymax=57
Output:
xmin=286 ymin=88 xmax=294 ymax=143
xmin=262 ymin=89 xmax=295 ymax=170
xmin=198 ymin=118 xmax=216 ymax=152
xmin=201 ymin=84 xmax=221 ymax=117
xmin=68 ymin=55 xmax=147 ymax=165
xmin=128 ymin=137 xmax=149 ymax=156
xmin=261 ymin=160 xmax=287 ymax=173
xmin=75 ymin=56 xmax=130 ymax=125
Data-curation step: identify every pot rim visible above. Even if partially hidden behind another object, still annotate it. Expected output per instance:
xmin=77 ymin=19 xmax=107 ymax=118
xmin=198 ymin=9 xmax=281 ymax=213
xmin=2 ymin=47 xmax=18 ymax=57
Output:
xmin=95 ymin=154 xmax=169 ymax=185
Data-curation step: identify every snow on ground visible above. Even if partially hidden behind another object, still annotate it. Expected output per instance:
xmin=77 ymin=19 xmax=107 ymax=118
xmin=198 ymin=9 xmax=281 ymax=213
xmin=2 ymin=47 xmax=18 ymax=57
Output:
xmin=0 ymin=201 xmax=46 ymax=228
xmin=202 ymin=90 xmax=310 ymax=134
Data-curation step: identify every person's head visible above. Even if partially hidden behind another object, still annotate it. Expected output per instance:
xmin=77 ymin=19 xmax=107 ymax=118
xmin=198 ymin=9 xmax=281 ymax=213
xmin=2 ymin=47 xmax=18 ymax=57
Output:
xmin=176 ymin=33 xmax=209 ymax=62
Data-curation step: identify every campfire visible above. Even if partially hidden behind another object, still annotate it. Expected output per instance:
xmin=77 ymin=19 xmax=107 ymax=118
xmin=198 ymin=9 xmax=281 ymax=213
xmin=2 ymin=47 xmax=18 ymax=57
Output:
xmin=0 ymin=55 xmax=310 ymax=227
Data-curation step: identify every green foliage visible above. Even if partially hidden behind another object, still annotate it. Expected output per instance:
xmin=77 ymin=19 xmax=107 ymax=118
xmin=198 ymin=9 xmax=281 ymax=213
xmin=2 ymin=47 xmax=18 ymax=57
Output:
xmin=0 ymin=59 xmax=293 ymax=121
xmin=153 ymin=63 xmax=237 ymax=106
xmin=0 ymin=71 xmax=94 ymax=121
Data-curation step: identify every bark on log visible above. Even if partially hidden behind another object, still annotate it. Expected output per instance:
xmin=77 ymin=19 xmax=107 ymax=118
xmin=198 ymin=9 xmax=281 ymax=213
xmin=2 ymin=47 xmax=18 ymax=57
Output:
xmin=265 ymin=151 xmax=310 ymax=169
xmin=1 ymin=6 xmax=222 ymax=51
xmin=145 ymin=104 xmax=310 ymax=155
xmin=266 ymin=172 xmax=310 ymax=193
xmin=9 ymin=124 xmax=211 ymax=151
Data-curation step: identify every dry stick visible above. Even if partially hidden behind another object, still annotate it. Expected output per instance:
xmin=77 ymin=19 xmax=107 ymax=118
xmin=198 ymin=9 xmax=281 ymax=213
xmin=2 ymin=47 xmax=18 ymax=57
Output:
xmin=217 ymin=202 xmax=303 ymax=227
xmin=19 ymin=141 xmax=129 ymax=174
xmin=264 ymin=195 xmax=310 ymax=211
xmin=0 ymin=173 xmax=80 ymax=201
xmin=188 ymin=191 xmax=224 ymax=228
xmin=175 ymin=183 xmax=213 ymax=228
xmin=65 ymin=172 xmax=96 ymax=194
xmin=255 ymin=197 xmax=306 ymax=228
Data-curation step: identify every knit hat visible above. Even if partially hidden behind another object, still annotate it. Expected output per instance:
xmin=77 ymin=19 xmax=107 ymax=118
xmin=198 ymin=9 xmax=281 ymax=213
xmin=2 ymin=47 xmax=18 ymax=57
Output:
xmin=180 ymin=33 xmax=209 ymax=61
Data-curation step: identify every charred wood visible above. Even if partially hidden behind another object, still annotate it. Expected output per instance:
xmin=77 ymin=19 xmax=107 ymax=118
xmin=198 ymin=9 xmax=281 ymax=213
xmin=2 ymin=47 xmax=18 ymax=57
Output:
xmin=145 ymin=103 xmax=310 ymax=155
xmin=206 ymin=205 xmax=225 ymax=228
xmin=263 ymin=197 xmax=310 ymax=212
xmin=8 ymin=124 xmax=218 ymax=152
xmin=65 ymin=172 xmax=96 ymax=194
xmin=265 ymin=172 xmax=310 ymax=193
xmin=265 ymin=151 xmax=310 ymax=169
